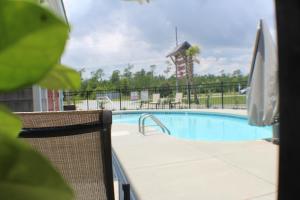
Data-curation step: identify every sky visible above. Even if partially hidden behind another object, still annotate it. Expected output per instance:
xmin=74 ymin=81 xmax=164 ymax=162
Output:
xmin=61 ymin=0 xmax=276 ymax=79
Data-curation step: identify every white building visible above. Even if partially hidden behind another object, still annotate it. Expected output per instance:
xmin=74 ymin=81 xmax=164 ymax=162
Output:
xmin=0 ymin=0 xmax=68 ymax=112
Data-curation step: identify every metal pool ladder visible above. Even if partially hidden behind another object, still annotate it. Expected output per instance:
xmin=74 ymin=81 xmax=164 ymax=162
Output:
xmin=138 ymin=113 xmax=171 ymax=135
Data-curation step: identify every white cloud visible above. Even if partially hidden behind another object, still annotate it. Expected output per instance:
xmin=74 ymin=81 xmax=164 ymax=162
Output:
xmin=70 ymin=30 xmax=126 ymax=55
xmin=63 ymin=0 xmax=93 ymax=21
xmin=62 ymin=14 xmax=169 ymax=77
xmin=195 ymin=53 xmax=252 ymax=75
xmin=61 ymin=0 xmax=275 ymax=79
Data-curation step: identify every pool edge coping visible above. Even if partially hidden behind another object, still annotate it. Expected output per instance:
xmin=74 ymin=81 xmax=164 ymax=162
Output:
xmin=112 ymin=109 xmax=248 ymax=120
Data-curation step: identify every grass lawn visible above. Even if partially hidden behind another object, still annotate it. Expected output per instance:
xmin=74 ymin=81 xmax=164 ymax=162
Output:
xmin=185 ymin=94 xmax=246 ymax=105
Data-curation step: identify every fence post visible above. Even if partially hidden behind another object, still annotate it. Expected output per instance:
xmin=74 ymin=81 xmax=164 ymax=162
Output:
xmin=72 ymin=92 xmax=76 ymax=106
xmin=119 ymin=89 xmax=122 ymax=110
xmin=86 ymin=91 xmax=89 ymax=110
xmin=188 ymin=84 xmax=191 ymax=109
xmin=206 ymin=94 xmax=210 ymax=108
xmin=65 ymin=91 xmax=70 ymax=105
xmin=221 ymin=81 xmax=224 ymax=109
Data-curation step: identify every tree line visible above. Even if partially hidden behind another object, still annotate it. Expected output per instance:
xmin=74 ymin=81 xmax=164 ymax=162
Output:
xmin=78 ymin=64 xmax=248 ymax=92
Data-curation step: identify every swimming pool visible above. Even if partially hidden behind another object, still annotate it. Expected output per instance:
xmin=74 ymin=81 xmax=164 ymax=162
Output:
xmin=113 ymin=111 xmax=272 ymax=141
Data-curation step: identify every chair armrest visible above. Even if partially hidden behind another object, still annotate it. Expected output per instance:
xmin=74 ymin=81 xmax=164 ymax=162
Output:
xmin=114 ymin=179 xmax=131 ymax=200
xmin=114 ymin=179 xmax=119 ymax=200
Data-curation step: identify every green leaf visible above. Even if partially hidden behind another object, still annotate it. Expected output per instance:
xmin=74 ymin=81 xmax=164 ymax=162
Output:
xmin=0 ymin=1 xmax=69 ymax=92
xmin=21 ymin=0 xmax=40 ymax=3
xmin=0 ymin=135 xmax=74 ymax=200
xmin=0 ymin=106 xmax=22 ymax=138
xmin=39 ymin=64 xmax=81 ymax=90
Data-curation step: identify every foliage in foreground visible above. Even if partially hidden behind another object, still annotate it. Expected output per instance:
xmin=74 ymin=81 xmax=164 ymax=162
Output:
xmin=0 ymin=0 xmax=80 ymax=199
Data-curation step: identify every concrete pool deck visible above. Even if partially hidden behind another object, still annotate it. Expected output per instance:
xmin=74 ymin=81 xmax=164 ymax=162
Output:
xmin=111 ymin=109 xmax=278 ymax=200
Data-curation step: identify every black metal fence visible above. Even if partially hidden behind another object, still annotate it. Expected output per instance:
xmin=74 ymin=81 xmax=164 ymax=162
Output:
xmin=63 ymin=81 xmax=248 ymax=111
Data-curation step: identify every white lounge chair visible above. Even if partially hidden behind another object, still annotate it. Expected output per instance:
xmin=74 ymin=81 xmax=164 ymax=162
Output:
xmin=170 ymin=93 xmax=183 ymax=108
xmin=149 ymin=93 xmax=160 ymax=109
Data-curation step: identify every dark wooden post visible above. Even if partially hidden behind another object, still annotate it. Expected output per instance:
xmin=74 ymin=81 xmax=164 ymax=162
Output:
xmin=276 ymin=1 xmax=300 ymax=199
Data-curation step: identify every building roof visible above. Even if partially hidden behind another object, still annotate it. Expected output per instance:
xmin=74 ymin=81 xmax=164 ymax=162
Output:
xmin=42 ymin=0 xmax=69 ymax=24
xmin=166 ymin=41 xmax=191 ymax=57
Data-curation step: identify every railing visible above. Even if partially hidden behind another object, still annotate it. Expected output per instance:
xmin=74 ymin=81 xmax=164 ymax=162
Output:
xmin=138 ymin=113 xmax=171 ymax=135
xmin=112 ymin=150 xmax=136 ymax=200
xmin=63 ymin=81 xmax=248 ymax=111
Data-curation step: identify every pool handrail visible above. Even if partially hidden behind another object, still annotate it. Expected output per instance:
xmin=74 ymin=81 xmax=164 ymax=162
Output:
xmin=138 ymin=113 xmax=151 ymax=132
xmin=138 ymin=113 xmax=171 ymax=135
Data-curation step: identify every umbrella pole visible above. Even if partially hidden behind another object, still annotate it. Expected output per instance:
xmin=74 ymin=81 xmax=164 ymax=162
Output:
xmin=272 ymin=121 xmax=280 ymax=144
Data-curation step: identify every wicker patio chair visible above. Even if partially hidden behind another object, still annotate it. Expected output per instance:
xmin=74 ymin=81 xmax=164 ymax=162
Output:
xmin=17 ymin=110 xmax=114 ymax=200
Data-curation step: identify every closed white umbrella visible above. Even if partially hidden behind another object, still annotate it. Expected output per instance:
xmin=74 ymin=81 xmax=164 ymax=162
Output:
xmin=247 ymin=19 xmax=279 ymax=127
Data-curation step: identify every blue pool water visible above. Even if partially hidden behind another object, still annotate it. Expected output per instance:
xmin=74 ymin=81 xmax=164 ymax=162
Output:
xmin=113 ymin=112 xmax=272 ymax=141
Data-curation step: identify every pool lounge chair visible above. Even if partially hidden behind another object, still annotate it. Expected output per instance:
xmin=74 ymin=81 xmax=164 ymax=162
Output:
xmin=17 ymin=110 xmax=116 ymax=200
xmin=149 ymin=93 xmax=160 ymax=109
xmin=130 ymin=91 xmax=142 ymax=109
xmin=139 ymin=90 xmax=149 ymax=109
xmin=170 ymin=93 xmax=183 ymax=109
